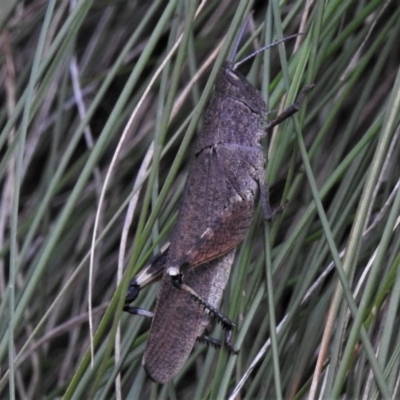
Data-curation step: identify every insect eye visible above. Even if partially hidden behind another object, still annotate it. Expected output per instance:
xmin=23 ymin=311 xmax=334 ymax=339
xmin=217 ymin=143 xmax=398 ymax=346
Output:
xmin=226 ymin=69 xmax=241 ymax=83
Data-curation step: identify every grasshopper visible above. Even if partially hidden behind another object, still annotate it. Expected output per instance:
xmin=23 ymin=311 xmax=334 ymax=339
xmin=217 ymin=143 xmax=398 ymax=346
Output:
xmin=124 ymin=22 xmax=312 ymax=383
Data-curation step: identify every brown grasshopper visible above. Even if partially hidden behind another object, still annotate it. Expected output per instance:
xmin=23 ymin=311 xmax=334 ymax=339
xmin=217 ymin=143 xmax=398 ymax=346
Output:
xmin=124 ymin=24 xmax=313 ymax=383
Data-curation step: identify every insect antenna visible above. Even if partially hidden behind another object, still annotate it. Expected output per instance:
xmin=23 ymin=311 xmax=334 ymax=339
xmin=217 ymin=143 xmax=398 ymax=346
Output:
xmin=229 ymin=12 xmax=254 ymax=62
xmin=234 ymin=33 xmax=303 ymax=70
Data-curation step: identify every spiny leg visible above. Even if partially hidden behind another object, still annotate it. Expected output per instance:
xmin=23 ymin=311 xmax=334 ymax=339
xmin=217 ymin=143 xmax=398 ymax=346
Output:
xmin=170 ymin=273 xmax=236 ymax=331
xmin=197 ymin=334 xmax=221 ymax=349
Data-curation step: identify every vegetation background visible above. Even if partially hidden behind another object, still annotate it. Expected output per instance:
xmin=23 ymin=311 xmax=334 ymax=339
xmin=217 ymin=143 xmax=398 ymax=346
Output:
xmin=1 ymin=0 xmax=400 ymax=398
